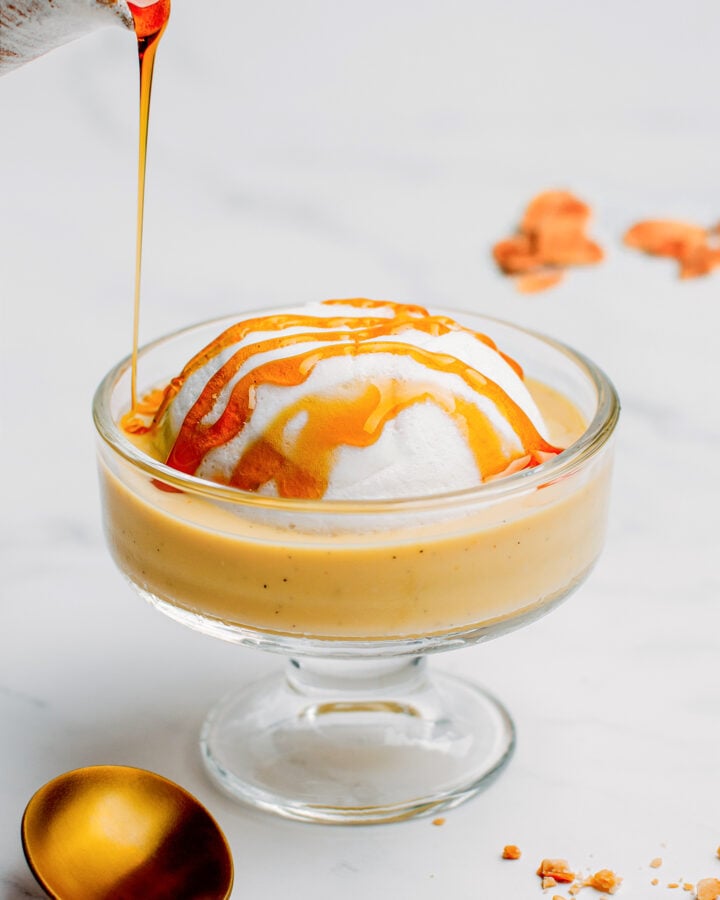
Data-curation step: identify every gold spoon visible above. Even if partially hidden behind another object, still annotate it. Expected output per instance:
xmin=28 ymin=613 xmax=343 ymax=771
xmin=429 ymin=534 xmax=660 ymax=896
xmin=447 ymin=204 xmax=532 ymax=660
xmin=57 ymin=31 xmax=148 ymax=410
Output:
xmin=21 ymin=765 xmax=234 ymax=899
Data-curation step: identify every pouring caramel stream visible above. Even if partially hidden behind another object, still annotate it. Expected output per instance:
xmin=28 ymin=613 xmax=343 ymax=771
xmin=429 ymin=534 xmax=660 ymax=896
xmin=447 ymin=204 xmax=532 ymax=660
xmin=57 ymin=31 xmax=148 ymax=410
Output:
xmin=127 ymin=0 xmax=171 ymax=410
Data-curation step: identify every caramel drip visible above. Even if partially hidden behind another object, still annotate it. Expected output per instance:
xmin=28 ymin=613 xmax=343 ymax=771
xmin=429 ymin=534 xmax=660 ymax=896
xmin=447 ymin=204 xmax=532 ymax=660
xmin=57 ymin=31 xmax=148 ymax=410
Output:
xmin=420 ymin=314 xmax=524 ymax=379
xmin=165 ymin=337 xmax=559 ymax=491
xmin=321 ymin=297 xmax=431 ymax=317
xmin=159 ymin=312 xmax=401 ymax=415
xmin=324 ymin=299 xmax=523 ymax=377
xmin=149 ymin=303 xmax=523 ymax=429
xmin=231 ymin=382 xmax=509 ymax=499
xmin=128 ymin=0 xmax=171 ymax=410
xmin=162 ymin=313 xmax=525 ymax=466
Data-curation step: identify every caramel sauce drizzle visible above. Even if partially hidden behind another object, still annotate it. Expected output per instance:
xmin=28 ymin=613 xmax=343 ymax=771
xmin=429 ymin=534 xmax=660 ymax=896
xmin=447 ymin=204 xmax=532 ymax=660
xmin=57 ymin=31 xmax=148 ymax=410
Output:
xmin=127 ymin=0 xmax=171 ymax=410
xmin=168 ymin=339 xmax=557 ymax=493
xmin=147 ymin=300 xmax=524 ymax=429
xmin=123 ymin=302 xmax=561 ymax=497
xmin=233 ymin=382 xmax=510 ymax=499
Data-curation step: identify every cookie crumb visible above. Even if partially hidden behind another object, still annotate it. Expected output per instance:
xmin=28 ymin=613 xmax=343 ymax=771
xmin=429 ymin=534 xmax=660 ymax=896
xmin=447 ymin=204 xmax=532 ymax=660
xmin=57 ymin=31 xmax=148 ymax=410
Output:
xmin=650 ymin=858 xmax=663 ymax=869
xmin=668 ymin=883 xmax=680 ymax=889
xmin=585 ymin=868 xmax=622 ymax=894
xmin=537 ymin=859 xmax=576 ymax=884
xmin=683 ymin=885 xmax=694 ymax=893
xmin=651 ymin=879 xmax=659 ymax=886
xmin=697 ymin=878 xmax=720 ymax=900
xmin=431 ymin=817 xmax=446 ymax=826
xmin=502 ymin=844 xmax=522 ymax=860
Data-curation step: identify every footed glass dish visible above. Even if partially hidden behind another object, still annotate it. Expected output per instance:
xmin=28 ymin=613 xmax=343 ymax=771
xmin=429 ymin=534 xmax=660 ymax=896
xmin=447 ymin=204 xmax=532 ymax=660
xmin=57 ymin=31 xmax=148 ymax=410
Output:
xmin=93 ymin=310 xmax=619 ymax=824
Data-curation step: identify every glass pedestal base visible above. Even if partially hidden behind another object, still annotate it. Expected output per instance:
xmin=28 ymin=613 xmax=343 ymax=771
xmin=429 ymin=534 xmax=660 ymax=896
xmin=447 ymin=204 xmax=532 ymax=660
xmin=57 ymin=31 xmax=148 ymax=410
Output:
xmin=200 ymin=657 xmax=515 ymax=825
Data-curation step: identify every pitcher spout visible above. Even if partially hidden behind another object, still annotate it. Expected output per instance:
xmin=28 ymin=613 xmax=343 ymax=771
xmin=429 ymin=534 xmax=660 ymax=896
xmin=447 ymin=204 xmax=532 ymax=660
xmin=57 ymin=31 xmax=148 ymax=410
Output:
xmin=0 ymin=0 xmax=133 ymax=74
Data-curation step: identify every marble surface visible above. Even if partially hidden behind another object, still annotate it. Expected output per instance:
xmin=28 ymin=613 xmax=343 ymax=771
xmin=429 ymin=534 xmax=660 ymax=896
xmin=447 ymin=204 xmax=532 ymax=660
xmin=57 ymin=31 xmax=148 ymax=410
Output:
xmin=2 ymin=1 xmax=720 ymax=897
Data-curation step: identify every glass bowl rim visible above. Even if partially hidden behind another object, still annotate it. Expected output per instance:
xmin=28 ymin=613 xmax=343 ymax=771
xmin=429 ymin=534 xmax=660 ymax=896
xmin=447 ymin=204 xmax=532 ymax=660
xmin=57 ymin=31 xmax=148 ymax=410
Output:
xmin=92 ymin=308 xmax=620 ymax=515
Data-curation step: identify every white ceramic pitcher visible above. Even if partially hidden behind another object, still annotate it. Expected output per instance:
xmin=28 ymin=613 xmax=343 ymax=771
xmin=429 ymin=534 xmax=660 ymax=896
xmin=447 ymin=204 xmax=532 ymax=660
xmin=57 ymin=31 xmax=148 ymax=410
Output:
xmin=0 ymin=0 xmax=133 ymax=74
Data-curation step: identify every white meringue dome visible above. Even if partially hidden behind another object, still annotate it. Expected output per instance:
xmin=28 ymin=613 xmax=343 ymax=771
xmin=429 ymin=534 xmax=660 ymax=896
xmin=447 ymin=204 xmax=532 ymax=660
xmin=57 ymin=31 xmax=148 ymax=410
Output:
xmin=153 ymin=300 xmax=561 ymax=500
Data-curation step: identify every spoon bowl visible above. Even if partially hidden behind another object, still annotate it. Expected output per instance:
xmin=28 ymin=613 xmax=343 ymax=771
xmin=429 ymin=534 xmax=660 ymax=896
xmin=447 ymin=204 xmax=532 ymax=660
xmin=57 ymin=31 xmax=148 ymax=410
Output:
xmin=22 ymin=765 xmax=234 ymax=900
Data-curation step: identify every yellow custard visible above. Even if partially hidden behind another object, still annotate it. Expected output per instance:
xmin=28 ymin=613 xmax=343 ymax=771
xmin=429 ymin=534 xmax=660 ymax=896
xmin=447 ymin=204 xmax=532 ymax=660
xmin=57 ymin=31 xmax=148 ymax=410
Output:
xmin=97 ymin=379 xmax=612 ymax=641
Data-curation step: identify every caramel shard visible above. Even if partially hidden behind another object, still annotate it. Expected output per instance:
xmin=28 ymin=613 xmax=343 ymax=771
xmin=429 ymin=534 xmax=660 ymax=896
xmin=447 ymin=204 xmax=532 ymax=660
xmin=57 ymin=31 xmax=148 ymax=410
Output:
xmin=585 ymin=869 xmax=623 ymax=894
xmin=697 ymin=878 xmax=720 ymax=900
xmin=537 ymin=859 xmax=576 ymax=884
xmin=678 ymin=243 xmax=720 ymax=279
xmin=493 ymin=190 xmax=604 ymax=292
xmin=516 ymin=270 xmax=565 ymax=294
xmin=521 ymin=190 xmax=589 ymax=230
xmin=624 ymin=220 xmax=707 ymax=257
xmin=493 ymin=236 xmax=540 ymax=275
xmin=623 ymin=219 xmax=720 ymax=280
xmin=502 ymin=844 xmax=522 ymax=860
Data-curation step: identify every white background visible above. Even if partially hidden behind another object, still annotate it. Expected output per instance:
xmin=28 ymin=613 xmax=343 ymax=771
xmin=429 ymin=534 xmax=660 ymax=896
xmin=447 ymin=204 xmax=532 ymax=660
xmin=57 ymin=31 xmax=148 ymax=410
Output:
xmin=1 ymin=1 xmax=719 ymax=897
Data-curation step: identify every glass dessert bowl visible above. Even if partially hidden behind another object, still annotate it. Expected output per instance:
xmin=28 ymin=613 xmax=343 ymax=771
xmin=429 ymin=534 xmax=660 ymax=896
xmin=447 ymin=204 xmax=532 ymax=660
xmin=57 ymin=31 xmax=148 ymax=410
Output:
xmin=93 ymin=308 xmax=619 ymax=824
